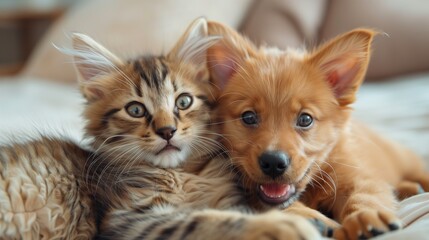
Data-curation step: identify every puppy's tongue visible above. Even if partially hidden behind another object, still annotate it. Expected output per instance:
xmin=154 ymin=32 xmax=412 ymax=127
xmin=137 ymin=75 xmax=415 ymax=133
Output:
xmin=259 ymin=183 xmax=290 ymax=199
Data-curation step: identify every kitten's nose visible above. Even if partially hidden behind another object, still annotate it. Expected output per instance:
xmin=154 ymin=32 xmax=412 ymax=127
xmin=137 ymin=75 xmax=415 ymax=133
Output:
xmin=155 ymin=126 xmax=177 ymax=140
xmin=258 ymin=151 xmax=290 ymax=178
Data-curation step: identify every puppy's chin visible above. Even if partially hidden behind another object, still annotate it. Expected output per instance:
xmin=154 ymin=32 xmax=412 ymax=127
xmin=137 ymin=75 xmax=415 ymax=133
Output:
xmin=244 ymin=183 xmax=301 ymax=210
xmin=237 ymin=164 xmax=313 ymax=209
xmin=257 ymin=183 xmax=300 ymax=207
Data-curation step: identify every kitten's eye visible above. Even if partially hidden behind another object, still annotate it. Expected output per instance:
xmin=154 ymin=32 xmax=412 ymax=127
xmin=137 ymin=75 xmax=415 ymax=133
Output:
xmin=176 ymin=93 xmax=193 ymax=110
xmin=125 ymin=102 xmax=146 ymax=118
xmin=241 ymin=111 xmax=258 ymax=126
xmin=296 ymin=113 xmax=313 ymax=129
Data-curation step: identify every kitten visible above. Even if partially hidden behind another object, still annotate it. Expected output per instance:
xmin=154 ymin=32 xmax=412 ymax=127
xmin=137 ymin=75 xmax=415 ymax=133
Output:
xmin=69 ymin=18 xmax=321 ymax=240
xmin=204 ymin=21 xmax=429 ymax=240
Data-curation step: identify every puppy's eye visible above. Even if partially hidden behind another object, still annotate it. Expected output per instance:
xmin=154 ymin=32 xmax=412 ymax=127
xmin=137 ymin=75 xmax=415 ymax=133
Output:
xmin=296 ymin=113 xmax=313 ymax=129
xmin=176 ymin=93 xmax=193 ymax=110
xmin=241 ymin=111 xmax=258 ymax=126
xmin=125 ymin=102 xmax=146 ymax=118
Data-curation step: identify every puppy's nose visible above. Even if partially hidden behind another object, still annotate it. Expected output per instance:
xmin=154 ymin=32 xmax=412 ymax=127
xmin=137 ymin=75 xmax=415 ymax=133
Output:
xmin=155 ymin=126 xmax=177 ymax=140
xmin=258 ymin=151 xmax=290 ymax=178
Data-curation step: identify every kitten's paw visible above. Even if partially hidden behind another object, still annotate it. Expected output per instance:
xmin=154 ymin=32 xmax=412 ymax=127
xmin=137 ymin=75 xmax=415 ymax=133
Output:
xmin=334 ymin=210 xmax=401 ymax=240
xmin=243 ymin=211 xmax=322 ymax=240
xmin=281 ymin=201 xmax=340 ymax=236
xmin=309 ymin=218 xmax=337 ymax=238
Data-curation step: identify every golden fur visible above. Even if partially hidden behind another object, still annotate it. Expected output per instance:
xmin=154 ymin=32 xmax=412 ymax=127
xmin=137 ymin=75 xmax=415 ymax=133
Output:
xmin=206 ymin=21 xmax=429 ymax=240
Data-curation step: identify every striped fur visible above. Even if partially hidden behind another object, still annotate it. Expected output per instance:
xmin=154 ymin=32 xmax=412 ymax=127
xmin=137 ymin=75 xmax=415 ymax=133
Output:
xmin=94 ymin=155 xmax=320 ymax=240
xmin=0 ymin=138 xmax=96 ymax=239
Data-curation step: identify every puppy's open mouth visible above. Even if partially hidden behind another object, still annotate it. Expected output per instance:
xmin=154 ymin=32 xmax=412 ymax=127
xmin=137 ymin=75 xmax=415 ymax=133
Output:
xmin=156 ymin=144 xmax=180 ymax=155
xmin=257 ymin=183 xmax=296 ymax=205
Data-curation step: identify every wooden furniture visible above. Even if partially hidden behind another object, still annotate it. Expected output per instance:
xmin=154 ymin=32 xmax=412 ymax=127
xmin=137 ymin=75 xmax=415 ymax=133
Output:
xmin=0 ymin=3 xmax=67 ymax=76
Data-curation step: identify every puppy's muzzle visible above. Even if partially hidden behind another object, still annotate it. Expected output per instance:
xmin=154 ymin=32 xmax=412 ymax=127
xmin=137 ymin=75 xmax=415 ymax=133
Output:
xmin=258 ymin=150 xmax=290 ymax=178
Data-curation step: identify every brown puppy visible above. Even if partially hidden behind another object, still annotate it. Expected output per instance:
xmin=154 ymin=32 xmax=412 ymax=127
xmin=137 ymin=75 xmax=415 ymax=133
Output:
xmin=207 ymin=21 xmax=429 ymax=240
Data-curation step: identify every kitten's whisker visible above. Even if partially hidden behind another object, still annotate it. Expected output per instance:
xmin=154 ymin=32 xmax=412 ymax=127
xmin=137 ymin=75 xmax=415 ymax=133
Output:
xmin=96 ymin=144 xmax=141 ymax=191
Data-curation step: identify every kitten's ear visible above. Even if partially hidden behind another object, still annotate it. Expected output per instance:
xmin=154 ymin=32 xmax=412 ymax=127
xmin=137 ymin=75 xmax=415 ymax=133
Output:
xmin=58 ymin=33 xmax=123 ymax=101
xmin=206 ymin=21 xmax=257 ymax=91
xmin=307 ymin=29 xmax=376 ymax=106
xmin=168 ymin=17 xmax=220 ymax=70
xmin=70 ymin=33 xmax=123 ymax=81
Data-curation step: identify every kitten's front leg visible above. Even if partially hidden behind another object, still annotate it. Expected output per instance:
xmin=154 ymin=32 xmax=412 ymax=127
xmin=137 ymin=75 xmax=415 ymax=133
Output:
xmin=185 ymin=209 xmax=321 ymax=240
xmin=331 ymin=180 xmax=401 ymax=240
xmin=283 ymin=201 xmax=340 ymax=237
xmin=99 ymin=208 xmax=321 ymax=240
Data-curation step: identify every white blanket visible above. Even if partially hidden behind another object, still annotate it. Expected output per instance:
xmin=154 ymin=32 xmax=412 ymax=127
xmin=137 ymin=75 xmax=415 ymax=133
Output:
xmin=0 ymin=77 xmax=85 ymax=144
xmin=368 ymin=193 xmax=429 ymax=240
xmin=0 ymin=75 xmax=428 ymax=239
xmin=353 ymin=73 xmax=429 ymax=164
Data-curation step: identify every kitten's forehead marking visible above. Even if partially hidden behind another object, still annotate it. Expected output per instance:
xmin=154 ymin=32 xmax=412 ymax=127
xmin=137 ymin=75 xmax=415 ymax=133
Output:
xmin=132 ymin=57 xmax=175 ymax=113
xmin=159 ymin=75 xmax=175 ymax=112
xmin=133 ymin=56 xmax=169 ymax=93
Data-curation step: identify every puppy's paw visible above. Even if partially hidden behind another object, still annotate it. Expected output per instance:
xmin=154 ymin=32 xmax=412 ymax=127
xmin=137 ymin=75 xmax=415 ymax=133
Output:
xmin=417 ymin=173 xmax=429 ymax=192
xmin=334 ymin=210 xmax=401 ymax=240
xmin=243 ymin=211 xmax=322 ymax=240
xmin=396 ymin=180 xmax=425 ymax=200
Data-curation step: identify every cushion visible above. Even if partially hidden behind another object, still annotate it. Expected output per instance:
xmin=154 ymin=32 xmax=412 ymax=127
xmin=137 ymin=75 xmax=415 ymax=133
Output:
xmin=22 ymin=0 xmax=253 ymax=83
xmin=321 ymin=0 xmax=429 ymax=80
xmin=240 ymin=0 xmax=327 ymax=49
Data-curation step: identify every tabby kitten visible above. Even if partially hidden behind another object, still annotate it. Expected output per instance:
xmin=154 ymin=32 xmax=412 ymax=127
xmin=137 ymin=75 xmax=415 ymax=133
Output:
xmin=69 ymin=18 xmax=321 ymax=240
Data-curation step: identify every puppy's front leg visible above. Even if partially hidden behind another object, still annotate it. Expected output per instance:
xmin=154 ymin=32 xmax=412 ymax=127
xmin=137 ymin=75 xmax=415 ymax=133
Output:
xmin=332 ymin=178 xmax=401 ymax=240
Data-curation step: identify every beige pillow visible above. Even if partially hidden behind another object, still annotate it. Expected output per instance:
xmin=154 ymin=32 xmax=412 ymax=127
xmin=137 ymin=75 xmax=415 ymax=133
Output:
xmin=241 ymin=0 xmax=327 ymax=49
xmin=321 ymin=0 xmax=429 ymax=80
xmin=22 ymin=0 xmax=253 ymax=83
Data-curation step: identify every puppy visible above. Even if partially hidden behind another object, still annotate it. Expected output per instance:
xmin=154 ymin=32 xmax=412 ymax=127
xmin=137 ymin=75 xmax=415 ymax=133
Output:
xmin=207 ymin=21 xmax=429 ymax=240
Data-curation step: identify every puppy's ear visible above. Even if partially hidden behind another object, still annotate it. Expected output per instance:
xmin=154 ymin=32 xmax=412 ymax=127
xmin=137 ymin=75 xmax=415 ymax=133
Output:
xmin=308 ymin=29 xmax=376 ymax=106
xmin=207 ymin=21 xmax=257 ymax=91
xmin=168 ymin=17 xmax=220 ymax=76
xmin=58 ymin=33 xmax=123 ymax=101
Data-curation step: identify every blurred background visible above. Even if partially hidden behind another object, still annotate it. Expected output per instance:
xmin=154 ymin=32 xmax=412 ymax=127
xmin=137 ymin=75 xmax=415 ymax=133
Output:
xmin=0 ymin=0 xmax=428 ymax=163
xmin=0 ymin=0 xmax=79 ymax=75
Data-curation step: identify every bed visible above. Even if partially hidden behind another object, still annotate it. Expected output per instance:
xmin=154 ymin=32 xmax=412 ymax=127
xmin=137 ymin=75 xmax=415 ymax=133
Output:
xmin=1 ymin=0 xmax=428 ymax=239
